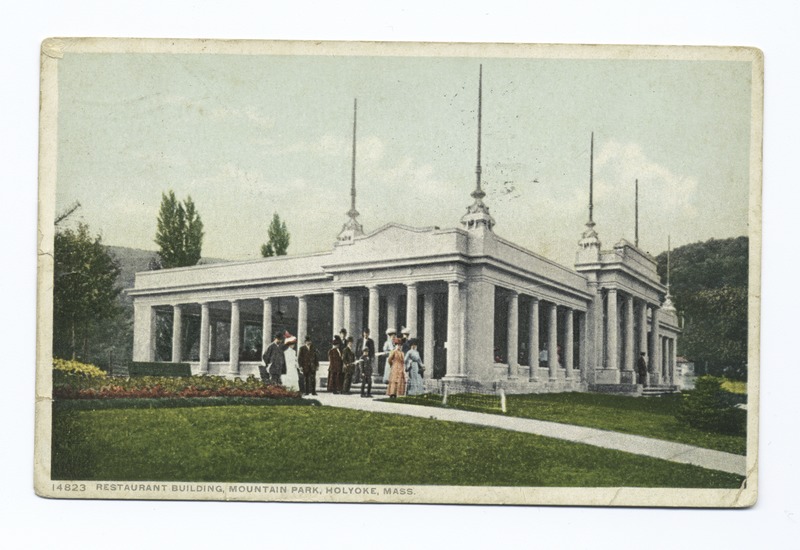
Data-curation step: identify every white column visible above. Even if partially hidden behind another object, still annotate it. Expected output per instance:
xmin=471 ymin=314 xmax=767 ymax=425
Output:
xmin=297 ymin=295 xmax=308 ymax=340
xmin=406 ymin=282 xmax=419 ymax=337
xmin=387 ymin=292 xmax=398 ymax=332
xmin=507 ymin=291 xmax=519 ymax=378
xmin=368 ymin=286 xmax=380 ymax=342
xmin=649 ymin=306 xmax=661 ymax=385
xmin=229 ymin=300 xmax=240 ymax=375
xmin=548 ymin=303 xmax=558 ymax=381
xmin=332 ymin=288 xmax=344 ymax=335
xmin=209 ymin=321 xmax=217 ymax=362
xmin=624 ymin=294 xmax=635 ymax=378
xmin=171 ymin=305 xmax=183 ymax=363
xmin=423 ymin=292 xmax=435 ymax=366
xmin=199 ymin=302 xmax=210 ymax=373
xmin=262 ymin=298 xmax=273 ymax=355
xmin=578 ymin=311 xmax=587 ymax=381
xmin=445 ymin=280 xmax=463 ymax=378
xmin=638 ymin=299 xmax=648 ymax=365
xmin=607 ymin=289 xmax=618 ymax=371
xmin=528 ymin=298 xmax=539 ymax=381
xmin=564 ymin=308 xmax=574 ymax=380
xmin=343 ymin=293 xmax=352 ymax=333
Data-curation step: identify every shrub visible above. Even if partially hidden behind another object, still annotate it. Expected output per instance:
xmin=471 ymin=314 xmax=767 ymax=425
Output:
xmin=676 ymin=376 xmax=745 ymax=435
xmin=53 ymin=358 xmax=107 ymax=379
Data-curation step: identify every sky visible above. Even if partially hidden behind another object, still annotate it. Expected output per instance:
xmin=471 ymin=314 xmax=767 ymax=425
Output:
xmin=55 ymin=49 xmax=754 ymax=267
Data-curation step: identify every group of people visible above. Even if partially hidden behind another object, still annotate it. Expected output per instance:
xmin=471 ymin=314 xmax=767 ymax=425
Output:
xmin=260 ymin=331 xmax=319 ymax=396
xmin=259 ymin=325 xmax=427 ymax=398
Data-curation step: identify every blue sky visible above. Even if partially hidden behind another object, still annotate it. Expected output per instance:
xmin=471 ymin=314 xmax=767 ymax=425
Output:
xmin=55 ymin=48 xmax=753 ymax=266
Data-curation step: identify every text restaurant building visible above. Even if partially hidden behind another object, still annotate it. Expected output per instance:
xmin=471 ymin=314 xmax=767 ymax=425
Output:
xmin=128 ymin=71 xmax=680 ymax=394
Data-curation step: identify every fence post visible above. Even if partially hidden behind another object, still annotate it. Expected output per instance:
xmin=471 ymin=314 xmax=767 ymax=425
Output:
xmin=442 ymin=382 xmax=448 ymax=406
xmin=500 ymin=388 xmax=507 ymax=413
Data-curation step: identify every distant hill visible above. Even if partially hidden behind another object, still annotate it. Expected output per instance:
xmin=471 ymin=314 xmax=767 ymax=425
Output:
xmin=105 ymin=246 xmax=229 ymax=295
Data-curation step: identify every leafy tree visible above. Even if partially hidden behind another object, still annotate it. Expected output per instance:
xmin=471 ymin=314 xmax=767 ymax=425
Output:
xmin=155 ymin=191 xmax=204 ymax=268
xmin=53 ymin=223 xmax=122 ymax=361
xmin=656 ymin=237 xmax=748 ymax=379
xmin=261 ymin=212 xmax=290 ymax=257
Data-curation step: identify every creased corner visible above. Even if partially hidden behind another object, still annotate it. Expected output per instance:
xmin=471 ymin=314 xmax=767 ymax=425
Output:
xmin=41 ymin=38 xmax=66 ymax=60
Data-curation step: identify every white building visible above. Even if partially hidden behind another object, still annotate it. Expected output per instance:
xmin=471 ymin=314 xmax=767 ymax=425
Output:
xmin=128 ymin=71 xmax=680 ymax=394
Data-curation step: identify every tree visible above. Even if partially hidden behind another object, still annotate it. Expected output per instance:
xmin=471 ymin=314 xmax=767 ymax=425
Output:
xmin=155 ymin=191 xmax=204 ymax=268
xmin=261 ymin=212 xmax=290 ymax=257
xmin=53 ymin=223 xmax=122 ymax=361
xmin=656 ymin=236 xmax=749 ymax=379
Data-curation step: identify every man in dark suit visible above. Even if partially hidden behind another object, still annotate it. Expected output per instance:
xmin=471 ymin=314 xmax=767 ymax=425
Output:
xmin=355 ymin=328 xmax=375 ymax=385
xmin=637 ymin=352 xmax=648 ymax=387
xmin=261 ymin=332 xmax=286 ymax=385
xmin=298 ymin=335 xmax=319 ymax=395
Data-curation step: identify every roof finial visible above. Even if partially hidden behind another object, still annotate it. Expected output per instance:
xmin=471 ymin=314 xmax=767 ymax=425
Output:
xmin=589 ymin=131 xmax=594 ymax=224
xmin=576 ymin=132 xmax=601 ymax=263
xmin=663 ymin=235 xmax=676 ymax=312
xmin=461 ymin=64 xmax=495 ymax=232
xmin=337 ymin=98 xmax=364 ymax=243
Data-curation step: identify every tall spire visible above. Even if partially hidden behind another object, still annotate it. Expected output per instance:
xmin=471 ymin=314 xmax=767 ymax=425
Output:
xmin=663 ymin=235 xmax=676 ymax=312
xmin=576 ymin=132 xmax=601 ymax=263
xmin=461 ymin=64 xmax=495 ymax=232
xmin=337 ymin=98 xmax=364 ymax=243
xmin=635 ymin=178 xmax=639 ymax=247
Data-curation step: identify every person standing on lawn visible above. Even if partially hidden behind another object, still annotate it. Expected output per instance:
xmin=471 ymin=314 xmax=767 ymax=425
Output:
xmin=261 ymin=332 xmax=286 ymax=385
xmin=282 ymin=332 xmax=300 ymax=391
xmin=298 ymin=335 xmax=319 ymax=395
xmin=342 ymin=336 xmax=356 ymax=394
xmin=404 ymin=338 xmax=425 ymax=396
xmin=327 ymin=336 xmax=344 ymax=393
xmin=386 ymin=337 xmax=407 ymax=399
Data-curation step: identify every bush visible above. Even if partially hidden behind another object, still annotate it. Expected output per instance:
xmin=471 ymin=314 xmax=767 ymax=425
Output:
xmin=129 ymin=362 xmax=191 ymax=377
xmin=53 ymin=358 xmax=107 ymax=380
xmin=676 ymin=376 xmax=745 ymax=435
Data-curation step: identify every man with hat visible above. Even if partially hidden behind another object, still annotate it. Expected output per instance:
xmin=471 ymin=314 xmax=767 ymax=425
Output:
xmin=382 ymin=327 xmax=396 ymax=383
xmin=298 ymin=335 xmax=319 ymax=395
xmin=341 ymin=336 xmax=356 ymax=394
xmin=327 ymin=336 xmax=344 ymax=393
xmin=261 ymin=332 xmax=286 ymax=385
xmin=338 ymin=328 xmax=348 ymax=352
xmin=355 ymin=328 xmax=375 ymax=385
xmin=358 ymin=347 xmax=373 ymax=397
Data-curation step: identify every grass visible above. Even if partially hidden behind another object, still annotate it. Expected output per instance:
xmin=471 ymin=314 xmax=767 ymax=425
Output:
xmin=52 ymin=404 xmax=743 ymax=488
xmin=397 ymin=392 xmax=747 ymax=455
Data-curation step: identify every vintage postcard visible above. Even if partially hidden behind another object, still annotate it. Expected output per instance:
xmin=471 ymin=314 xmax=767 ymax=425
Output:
xmin=35 ymin=38 xmax=761 ymax=507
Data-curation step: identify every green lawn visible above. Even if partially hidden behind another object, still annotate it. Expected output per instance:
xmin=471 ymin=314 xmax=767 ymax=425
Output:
xmin=52 ymin=403 xmax=743 ymax=488
xmin=396 ymin=392 xmax=747 ymax=455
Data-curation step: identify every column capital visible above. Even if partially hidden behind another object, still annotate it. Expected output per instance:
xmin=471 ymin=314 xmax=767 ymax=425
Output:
xmin=296 ymin=294 xmax=308 ymax=302
xmin=405 ymin=281 xmax=418 ymax=289
xmin=229 ymin=298 xmax=240 ymax=305
xmin=448 ymin=279 xmax=461 ymax=288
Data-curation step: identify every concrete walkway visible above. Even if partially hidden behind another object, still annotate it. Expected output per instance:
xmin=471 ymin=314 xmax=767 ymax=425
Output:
xmin=310 ymin=393 xmax=746 ymax=476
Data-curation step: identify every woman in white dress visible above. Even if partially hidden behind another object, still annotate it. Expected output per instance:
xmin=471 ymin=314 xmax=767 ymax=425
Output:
xmin=282 ymin=333 xmax=300 ymax=390
xmin=382 ymin=328 xmax=397 ymax=383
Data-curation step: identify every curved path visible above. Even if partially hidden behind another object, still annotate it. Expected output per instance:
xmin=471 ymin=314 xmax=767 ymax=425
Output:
xmin=310 ymin=393 xmax=747 ymax=476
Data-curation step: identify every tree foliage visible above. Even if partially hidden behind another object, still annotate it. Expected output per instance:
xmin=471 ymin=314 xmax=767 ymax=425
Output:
xmin=54 ymin=223 xmax=122 ymax=361
xmin=261 ymin=212 xmax=290 ymax=257
xmin=155 ymin=191 xmax=204 ymax=268
xmin=656 ymin=237 xmax=748 ymax=379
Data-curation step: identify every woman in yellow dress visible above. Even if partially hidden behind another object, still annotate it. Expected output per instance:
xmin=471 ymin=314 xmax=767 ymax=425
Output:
xmin=386 ymin=337 xmax=406 ymax=399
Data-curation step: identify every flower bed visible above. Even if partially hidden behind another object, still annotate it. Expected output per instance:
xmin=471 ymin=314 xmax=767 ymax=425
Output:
xmin=53 ymin=374 xmax=301 ymax=400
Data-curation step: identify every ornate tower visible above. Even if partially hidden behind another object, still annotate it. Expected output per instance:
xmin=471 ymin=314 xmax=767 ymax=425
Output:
xmin=337 ymin=99 xmax=364 ymax=243
xmin=662 ymin=235 xmax=677 ymax=312
xmin=576 ymin=132 xmax=601 ymax=263
xmin=460 ymin=65 xmax=496 ymax=232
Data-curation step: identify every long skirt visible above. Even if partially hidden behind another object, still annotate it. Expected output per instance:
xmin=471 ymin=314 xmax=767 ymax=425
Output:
xmin=386 ymin=363 xmax=406 ymax=397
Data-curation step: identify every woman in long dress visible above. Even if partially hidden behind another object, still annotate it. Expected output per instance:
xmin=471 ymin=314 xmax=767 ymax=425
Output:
xmin=282 ymin=334 xmax=300 ymax=390
xmin=386 ymin=338 xmax=406 ymax=399
xmin=382 ymin=328 xmax=396 ymax=383
xmin=404 ymin=339 xmax=425 ymax=396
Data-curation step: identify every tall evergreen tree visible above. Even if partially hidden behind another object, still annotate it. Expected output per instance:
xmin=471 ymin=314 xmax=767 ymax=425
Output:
xmin=53 ymin=223 xmax=122 ymax=361
xmin=155 ymin=191 xmax=204 ymax=268
xmin=261 ymin=213 xmax=290 ymax=257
